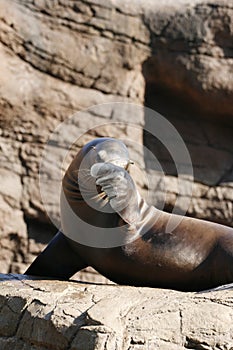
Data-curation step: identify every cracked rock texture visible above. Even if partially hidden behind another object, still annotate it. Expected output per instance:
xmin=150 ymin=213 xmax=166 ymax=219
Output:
xmin=1 ymin=274 xmax=233 ymax=350
xmin=0 ymin=0 xmax=233 ymax=279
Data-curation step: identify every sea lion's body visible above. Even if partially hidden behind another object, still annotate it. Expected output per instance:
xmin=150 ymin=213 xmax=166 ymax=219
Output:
xmin=25 ymin=138 xmax=233 ymax=292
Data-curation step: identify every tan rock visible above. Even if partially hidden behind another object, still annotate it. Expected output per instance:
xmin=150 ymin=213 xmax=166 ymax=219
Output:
xmin=1 ymin=274 xmax=233 ymax=349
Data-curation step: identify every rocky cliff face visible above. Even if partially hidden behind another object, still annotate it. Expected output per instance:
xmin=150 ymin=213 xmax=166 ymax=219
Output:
xmin=1 ymin=274 xmax=233 ymax=350
xmin=0 ymin=0 xmax=232 ymax=278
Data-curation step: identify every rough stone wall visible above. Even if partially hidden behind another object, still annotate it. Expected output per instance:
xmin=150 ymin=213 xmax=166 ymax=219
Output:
xmin=0 ymin=0 xmax=232 ymax=278
xmin=1 ymin=274 xmax=233 ymax=350
xmin=143 ymin=0 xmax=233 ymax=226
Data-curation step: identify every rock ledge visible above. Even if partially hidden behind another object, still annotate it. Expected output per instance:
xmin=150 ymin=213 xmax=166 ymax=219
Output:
xmin=0 ymin=274 xmax=233 ymax=349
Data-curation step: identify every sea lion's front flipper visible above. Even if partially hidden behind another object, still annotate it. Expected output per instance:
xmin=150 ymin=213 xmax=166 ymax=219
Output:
xmin=91 ymin=162 xmax=140 ymax=226
xmin=24 ymin=231 xmax=88 ymax=279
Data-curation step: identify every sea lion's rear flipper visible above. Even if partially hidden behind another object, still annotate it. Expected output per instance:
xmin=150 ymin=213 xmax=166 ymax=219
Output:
xmin=24 ymin=231 xmax=88 ymax=279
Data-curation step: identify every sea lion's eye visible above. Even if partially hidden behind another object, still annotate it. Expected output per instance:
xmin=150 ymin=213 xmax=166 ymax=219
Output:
xmin=97 ymin=150 xmax=107 ymax=162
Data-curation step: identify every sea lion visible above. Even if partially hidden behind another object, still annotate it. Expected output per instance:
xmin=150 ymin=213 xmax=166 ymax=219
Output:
xmin=25 ymin=137 xmax=233 ymax=292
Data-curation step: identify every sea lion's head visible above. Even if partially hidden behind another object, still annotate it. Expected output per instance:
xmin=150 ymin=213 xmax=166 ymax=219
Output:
xmin=80 ymin=137 xmax=131 ymax=171
xmin=73 ymin=137 xmax=132 ymax=199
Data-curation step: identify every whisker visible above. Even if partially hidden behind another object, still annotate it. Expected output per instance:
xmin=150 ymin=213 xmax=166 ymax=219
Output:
xmin=72 ymin=169 xmax=91 ymax=184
